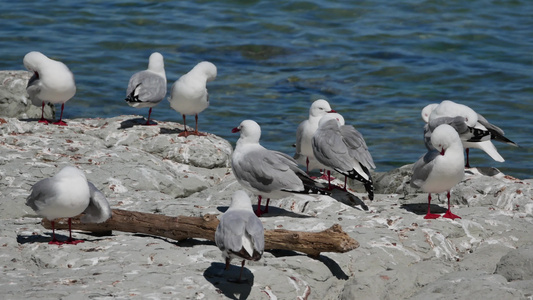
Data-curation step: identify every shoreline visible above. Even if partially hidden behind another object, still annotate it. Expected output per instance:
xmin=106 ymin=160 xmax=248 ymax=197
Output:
xmin=1 ymin=115 xmax=532 ymax=299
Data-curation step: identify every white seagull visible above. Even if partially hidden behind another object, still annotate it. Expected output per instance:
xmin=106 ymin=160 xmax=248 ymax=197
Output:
xmin=168 ymin=61 xmax=217 ymax=137
xmin=426 ymin=100 xmax=517 ymax=167
xmin=125 ymin=52 xmax=167 ymax=125
xmin=26 ymin=166 xmax=112 ymax=244
xmin=294 ymin=99 xmax=336 ymax=173
xmin=312 ymin=113 xmax=376 ymax=200
xmin=231 ymin=120 xmax=328 ymax=216
xmin=411 ymin=124 xmax=465 ymax=220
xmin=23 ymin=51 xmax=76 ymax=126
xmin=215 ymin=190 xmax=264 ymax=282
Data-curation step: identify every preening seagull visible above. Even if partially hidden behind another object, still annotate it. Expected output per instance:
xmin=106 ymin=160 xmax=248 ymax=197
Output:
xmin=411 ymin=124 xmax=465 ymax=220
xmin=23 ymin=51 xmax=76 ymax=126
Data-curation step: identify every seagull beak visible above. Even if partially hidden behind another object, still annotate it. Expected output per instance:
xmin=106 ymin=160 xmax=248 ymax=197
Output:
xmin=328 ymin=109 xmax=337 ymax=113
xmin=440 ymin=148 xmax=445 ymax=155
xmin=231 ymin=127 xmax=240 ymax=133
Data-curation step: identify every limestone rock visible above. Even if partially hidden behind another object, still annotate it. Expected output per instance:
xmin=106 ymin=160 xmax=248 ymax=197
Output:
xmin=0 ymin=70 xmax=54 ymax=119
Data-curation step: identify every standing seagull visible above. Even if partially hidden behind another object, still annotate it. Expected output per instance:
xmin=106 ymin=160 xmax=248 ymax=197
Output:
xmin=312 ymin=113 xmax=375 ymax=200
xmin=294 ymin=99 xmax=336 ymax=173
xmin=411 ymin=124 xmax=464 ymax=220
xmin=125 ymin=52 xmax=167 ymax=125
xmin=215 ymin=190 xmax=264 ymax=282
xmin=231 ymin=120 xmax=328 ymax=216
xmin=23 ymin=51 xmax=76 ymax=126
xmin=26 ymin=166 xmax=111 ymax=244
xmin=426 ymin=100 xmax=517 ymax=167
xmin=168 ymin=61 xmax=217 ymax=137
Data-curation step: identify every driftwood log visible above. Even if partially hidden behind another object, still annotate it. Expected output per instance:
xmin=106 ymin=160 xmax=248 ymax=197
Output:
xmin=41 ymin=209 xmax=359 ymax=257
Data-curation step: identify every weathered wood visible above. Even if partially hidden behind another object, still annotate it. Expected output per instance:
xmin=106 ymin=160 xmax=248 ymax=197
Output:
xmin=41 ymin=209 xmax=359 ymax=256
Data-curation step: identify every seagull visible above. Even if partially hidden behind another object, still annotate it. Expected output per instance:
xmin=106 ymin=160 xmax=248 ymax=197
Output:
xmin=215 ymin=190 xmax=264 ymax=282
xmin=421 ymin=103 xmax=439 ymax=151
xmin=231 ymin=120 xmax=329 ymax=216
xmin=26 ymin=166 xmax=111 ymax=244
xmin=168 ymin=61 xmax=217 ymax=137
xmin=23 ymin=51 xmax=76 ymax=126
xmin=294 ymin=99 xmax=336 ymax=173
xmin=312 ymin=113 xmax=375 ymax=200
xmin=411 ymin=124 xmax=465 ymax=220
xmin=426 ymin=100 xmax=518 ymax=167
xmin=125 ymin=52 xmax=167 ymax=125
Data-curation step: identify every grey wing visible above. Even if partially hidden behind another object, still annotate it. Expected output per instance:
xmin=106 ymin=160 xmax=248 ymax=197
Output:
xmin=410 ymin=150 xmax=440 ymax=188
xmin=423 ymin=123 xmax=434 ymax=151
xmin=215 ymin=212 xmax=246 ymax=252
xmin=476 ymin=113 xmax=504 ymax=136
xmin=26 ymin=178 xmax=55 ymax=212
xmin=477 ymin=113 xmax=517 ymax=146
xmin=26 ymin=73 xmax=43 ymax=106
xmin=312 ymin=127 xmax=352 ymax=172
xmin=428 ymin=116 xmax=470 ymax=136
xmin=81 ymin=182 xmax=112 ymax=223
xmin=340 ymin=125 xmax=376 ymax=169
xmin=245 ymin=213 xmax=265 ymax=252
xmin=234 ymin=149 xmax=303 ymax=193
xmin=127 ymin=71 xmax=166 ymax=103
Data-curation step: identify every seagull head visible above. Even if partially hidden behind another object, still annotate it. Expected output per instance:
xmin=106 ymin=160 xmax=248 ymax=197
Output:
xmin=310 ymin=99 xmax=335 ymax=118
xmin=431 ymin=124 xmax=461 ymax=156
xmin=233 ymin=120 xmax=261 ymax=144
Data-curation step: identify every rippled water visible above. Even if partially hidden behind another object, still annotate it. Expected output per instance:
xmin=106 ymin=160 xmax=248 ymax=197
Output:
xmin=1 ymin=0 xmax=532 ymax=178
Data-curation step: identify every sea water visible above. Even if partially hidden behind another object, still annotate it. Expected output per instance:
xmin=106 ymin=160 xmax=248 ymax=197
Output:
xmin=1 ymin=0 xmax=531 ymax=178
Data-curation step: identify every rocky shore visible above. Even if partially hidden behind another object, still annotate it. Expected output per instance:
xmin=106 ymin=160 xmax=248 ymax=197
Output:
xmin=0 ymin=114 xmax=531 ymax=300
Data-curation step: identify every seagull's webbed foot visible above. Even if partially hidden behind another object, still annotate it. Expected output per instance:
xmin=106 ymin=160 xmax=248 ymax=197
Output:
xmin=424 ymin=213 xmax=441 ymax=219
xmin=65 ymin=238 xmax=84 ymax=245
xmin=53 ymin=120 xmax=68 ymax=126
xmin=442 ymin=210 xmax=461 ymax=220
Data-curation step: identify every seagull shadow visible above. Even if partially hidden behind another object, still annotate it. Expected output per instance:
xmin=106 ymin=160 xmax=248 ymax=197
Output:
xmin=216 ymin=206 xmax=313 ymax=219
xmin=268 ymin=249 xmax=349 ymax=280
xmin=203 ymin=262 xmax=253 ymax=300
xmin=119 ymin=117 xmax=157 ymax=129
xmin=400 ymin=203 xmax=447 ymax=215
xmin=159 ymin=127 xmax=185 ymax=135
xmin=328 ymin=188 xmax=369 ymax=211
xmin=16 ymin=233 xmax=87 ymax=244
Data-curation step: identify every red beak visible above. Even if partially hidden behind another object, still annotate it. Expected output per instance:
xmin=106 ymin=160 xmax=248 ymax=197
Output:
xmin=440 ymin=148 xmax=445 ymax=155
xmin=328 ymin=109 xmax=337 ymax=113
xmin=231 ymin=127 xmax=240 ymax=133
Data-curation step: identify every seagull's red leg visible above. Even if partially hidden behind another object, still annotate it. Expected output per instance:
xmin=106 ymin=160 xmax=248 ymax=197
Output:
xmin=193 ymin=114 xmax=207 ymax=136
xmin=53 ymin=103 xmax=67 ymax=126
xmin=255 ymin=196 xmax=263 ymax=217
xmin=65 ymin=218 xmax=84 ymax=245
xmin=144 ymin=107 xmax=156 ymax=125
xmin=442 ymin=191 xmax=461 ymax=220
xmin=306 ymin=157 xmax=310 ymax=174
xmin=424 ymin=193 xmax=441 ymax=219
xmin=262 ymin=198 xmax=270 ymax=214
xmin=48 ymin=220 xmax=62 ymax=245
xmin=38 ymin=102 xmax=49 ymax=124
xmin=178 ymin=115 xmax=189 ymax=137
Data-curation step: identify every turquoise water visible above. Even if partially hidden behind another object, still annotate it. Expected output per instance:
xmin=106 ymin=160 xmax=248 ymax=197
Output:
xmin=1 ymin=0 xmax=532 ymax=179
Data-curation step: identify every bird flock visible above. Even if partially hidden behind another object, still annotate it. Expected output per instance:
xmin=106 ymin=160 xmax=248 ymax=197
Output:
xmin=22 ymin=51 xmax=517 ymax=281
